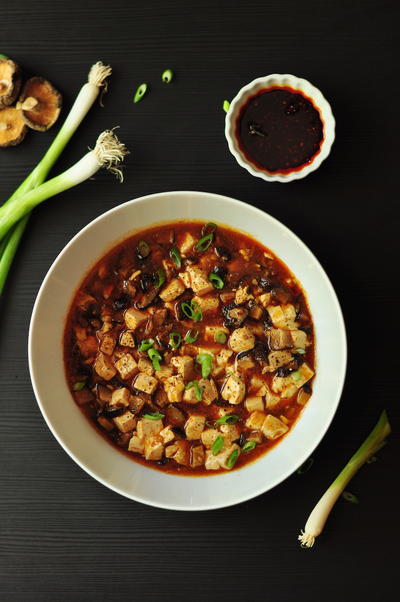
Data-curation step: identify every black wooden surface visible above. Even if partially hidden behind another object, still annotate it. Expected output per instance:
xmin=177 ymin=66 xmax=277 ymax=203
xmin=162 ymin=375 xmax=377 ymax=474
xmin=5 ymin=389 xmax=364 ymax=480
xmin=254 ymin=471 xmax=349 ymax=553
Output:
xmin=1 ymin=1 xmax=398 ymax=600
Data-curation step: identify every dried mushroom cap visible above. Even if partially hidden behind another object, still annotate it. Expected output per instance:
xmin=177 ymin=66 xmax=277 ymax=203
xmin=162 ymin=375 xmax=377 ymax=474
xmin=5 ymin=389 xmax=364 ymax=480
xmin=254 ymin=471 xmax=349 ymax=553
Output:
xmin=0 ymin=58 xmax=22 ymax=108
xmin=0 ymin=107 xmax=27 ymax=146
xmin=17 ymin=76 xmax=62 ymax=131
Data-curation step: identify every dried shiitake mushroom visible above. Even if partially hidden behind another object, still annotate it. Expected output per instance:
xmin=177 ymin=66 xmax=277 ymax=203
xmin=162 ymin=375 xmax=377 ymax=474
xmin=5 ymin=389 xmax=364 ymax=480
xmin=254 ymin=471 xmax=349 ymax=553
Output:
xmin=17 ymin=76 xmax=62 ymax=131
xmin=0 ymin=107 xmax=27 ymax=146
xmin=0 ymin=58 xmax=22 ymax=108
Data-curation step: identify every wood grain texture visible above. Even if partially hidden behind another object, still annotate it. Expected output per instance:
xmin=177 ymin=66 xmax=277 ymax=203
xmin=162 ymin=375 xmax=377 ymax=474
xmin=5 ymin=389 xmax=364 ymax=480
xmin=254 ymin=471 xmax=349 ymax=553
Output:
xmin=0 ymin=0 xmax=398 ymax=600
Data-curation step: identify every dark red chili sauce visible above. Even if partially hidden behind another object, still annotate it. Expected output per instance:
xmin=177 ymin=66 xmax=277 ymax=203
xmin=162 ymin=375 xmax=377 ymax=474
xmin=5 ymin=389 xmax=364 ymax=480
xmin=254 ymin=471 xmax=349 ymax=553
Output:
xmin=236 ymin=86 xmax=324 ymax=174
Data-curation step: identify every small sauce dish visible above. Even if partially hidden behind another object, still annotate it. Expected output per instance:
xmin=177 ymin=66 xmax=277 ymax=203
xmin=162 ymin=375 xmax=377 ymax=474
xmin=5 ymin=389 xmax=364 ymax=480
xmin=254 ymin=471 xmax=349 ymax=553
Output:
xmin=225 ymin=74 xmax=335 ymax=183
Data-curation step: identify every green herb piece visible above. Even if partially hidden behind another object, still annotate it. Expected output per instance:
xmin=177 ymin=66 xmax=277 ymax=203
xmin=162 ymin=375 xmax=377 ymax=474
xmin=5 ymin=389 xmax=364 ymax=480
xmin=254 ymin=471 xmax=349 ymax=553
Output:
xmin=161 ymin=69 xmax=174 ymax=83
xmin=196 ymin=353 xmax=213 ymax=378
xmin=185 ymin=380 xmax=203 ymax=401
xmin=148 ymin=348 xmax=162 ymax=371
xmin=242 ymin=440 xmax=257 ymax=453
xmin=143 ymin=412 xmax=165 ymax=421
xmin=0 ymin=54 xmax=8 ymax=59
xmin=297 ymin=457 xmax=314 ymax=475
xmin=226 ymin=448 xmax=240 ymax=469
xmin=195 ymin=233 xmax=214 ymax=252
xmin=169 ymin=331 xmax=182 ymax=350
xmin=185 ymin=328 xmax=199 ymax=343
xmin=137 ymin=240 xmax=150 ymax=258
xmin=296 ymin=348 xmax=306 ymax=355
xmin=139 ymin=338 xmax=154 ymax=352
xmin=201 ymin=222 xmax=217 ymax=236
xmin=133 ymin=83 xmax=148 ymax=103
xmin=214 ymin=331 xmax=227 ymax=344
xmin=291 ymin=370 xmax=301 ymax=381
xmin=212 ymin=435 xmax=224 ymax=455
xmin=215 ymin=414 xmax=239 ymax=426
xmin=209 ymin=273 xmax=224 ymax=289
xmin=170 ymin=245 xmax=181 ymax=268
xmin=181 ymin=300 xmax=202 ymax=322
xmin=154 ymin=268 xmax=166 ymax=288
xmin=73 ymin=381 xmax=86 ymax=391
xmin=222 ymin=100 xmax=230 ymax=113
xmin=342 ymin=491 xmax=359 ymax=504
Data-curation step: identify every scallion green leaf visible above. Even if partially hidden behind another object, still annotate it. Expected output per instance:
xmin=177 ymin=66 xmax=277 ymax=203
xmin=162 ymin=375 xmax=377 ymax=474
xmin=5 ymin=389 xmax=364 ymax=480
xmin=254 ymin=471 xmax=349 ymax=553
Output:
xmin=222 ymin=100 xmax=230 ymax=113
xmin=209 ymin=272 xmax=224 ymax=289
xmin=137 ymin=240 xmax=150 ymax=259
xmin=226 ymin=448 xmax=240 ymax=469
xmin=154 ymin=268 xmax=166 ymax=288
xmin=185 ymin=380 xmax=203 ymax=401
xmin=195 ymin=233 xmax=213 ymax=252
xmin=342 ymin=491 xmax=359 ymax=504
xmin=212 ymin=435 xmax=224 ymax=455
xmin=214 ymin=331 xmax=227 ymax=344
xmin=296 ymin=348 xmax=306 ymax=355
xmin=148 ymin=348 xmax=162 ymax=371
xmin=185 ymin=328 xmax=199 ymax=343
xmin=291 ymin=370 xmax=301 ymax=381
xmin=0 ymin=54 xmax=8 ymax=60
xmin=161 ymin=69 xmax=174 ymax=83
xmin=196 ymin=353 xmax=213 ymax=378
xmin=143 ymin=412 xmax=165 ymax=421
xmin=181 ymin=300 xmax=202 ymax=322
xmin=170 ymin=245 xmax=181 ymax=268
xmin=139 ymin=338 xmax=154 ymax=352
xmin=201 ymin=222 xmax=217 ymax=237
xmin=73 ymin=381 xmax=86 ymax=391
xmin=242 ymin=440 xmax=257 ymax=453
xmin=169 ymin=332 xmax=181 ymax=350
xmin=133 ymin=83 xmax=148 ymax=103
xmin=215 ymin=414 xmax=239 ymax=426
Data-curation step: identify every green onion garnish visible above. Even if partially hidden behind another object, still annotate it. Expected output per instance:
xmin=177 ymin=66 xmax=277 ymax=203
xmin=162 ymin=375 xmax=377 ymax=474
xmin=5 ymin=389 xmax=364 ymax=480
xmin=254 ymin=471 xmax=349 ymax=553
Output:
xmin=185 ymin=328 xmax=199 ymax=343
xmin=143 ymin=412 xmax=165 ymax=421
xmin=139 ymin=338 xmax=154 ymax=352
xmin=181 ymin=300 xmax=202 ymax=322
xmin=215 ymin=414 xmax=239 ymax=426
xmin=185 ymin=380 xmax=203 ymax=401
xmin=296 ymin=348 xmax=306 ymax=355
xmin=222 ymin=100 xmax=230 ymax=113
xmin=214 ymin=331 xmax=227 ymax=344
xmin=226 ymin=448 xmax=240 ymax=469
xmin=170 ymin=245 xmax=181 ymax=268
xmin=342 ymin=491 xmax=359 ymax=504
xmin=195 ymin=233 xmax=214 ymax=252
xmin=201 ymin=222 xmax=217 ymax=236
xmin=161 ymin=69 xmax=174 ymax=83
xmin=212 ymin=435 xmax=224 ymax=455
xmin=291 ymin=370 xmax=301 ymax=381
xmin=242 ymin=440 xmax=257 ymax=453
xmin=137 ymin=240 xmax=150 ymax=258
xmin=73 ymin=381 xmax=86 ymax=391
xmin=133 ymin=83 xmax=148 ymax=103
xmin=297 ymin=457 xmax=314 ymax=475
xmin=196 ymin=353 xmax=213 ymax=378
xmin=148 ymin=348 xmax=162 ymax=371
xmin=154 ymin=268 xmax=166 ymax=288
xmin=209 ymin=273 xmax=224 ymax=289
xmin=169 ymin=332 xmax=181 ymax=350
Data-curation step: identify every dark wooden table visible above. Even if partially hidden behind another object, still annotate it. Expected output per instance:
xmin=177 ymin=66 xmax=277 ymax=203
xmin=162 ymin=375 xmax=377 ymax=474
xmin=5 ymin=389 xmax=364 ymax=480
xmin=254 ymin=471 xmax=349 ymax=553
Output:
xmin=1 ymin=1 xmax=398 ymax=600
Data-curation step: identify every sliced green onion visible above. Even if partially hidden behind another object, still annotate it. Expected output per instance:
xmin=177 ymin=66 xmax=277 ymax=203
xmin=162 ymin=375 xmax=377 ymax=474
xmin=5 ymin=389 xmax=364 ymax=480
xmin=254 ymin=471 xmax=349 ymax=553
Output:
xmin=214 ymin=331 xmax=227 ymax=344
xmin=161 ymin=69 xmax=174 ymax=83
xmin=169 ymin=332 xmax=181 ymax=350
xmin=296 ymin=348 xmax=306 ymax=355
xmin=138 ymin=338 xmax=154 ymax=352
xmin=222 ymin=100 xmax=230 ymax=113
xmin=185 ymin=381 xmax=203 ymax=401
xmin=342 ymin=491 xmax=359 ymax=504
xmin=148 ymin=348 xmax=162 ymax=371
xmin=212 ymin=435 xmax=224 ymax=455
xmin=185 ymin=328 xmax=199 ymax=343
xmin=137 ymin=240 xmax=150 ymax=259
xmin=196 ymin=353 xmax=213 ymax=378
xmin=291 ymin=370 xmax=301 ymax=381
xmin=181 ymin=300 xmax=202 ymax=322
xmin=226 ymin=448 xmax=240 ymax=469
xmin=195 ymin=233 xmax=214 ymax=252
xmin=209 ymin=273 xmax=224 ymax=289
xmin=170 ymin=245 xmax=181 ymax=268
xmin=299 ymin=410 xmax=391 ymax=548
xmin=143 ymin=412 xmax=165 ymax=421
xmin=154 ymin=268 xmax=166 ymax=288
xmin=133 ymin=83 xmax=147 ymax=103
xmin=0 ymin=54 xmax=9 ymax=59
xmin=215 ymin=414 xmax=239 ymax=426
xmin=242 ymin=441 xmax=257 ymax=453
xmin=201 ymin=222 xmax=217 ymax=236
xmin=297 ymin=457 xmax=314 ymax=475
xmin=73 ymin=381 xmax=86 ymax=391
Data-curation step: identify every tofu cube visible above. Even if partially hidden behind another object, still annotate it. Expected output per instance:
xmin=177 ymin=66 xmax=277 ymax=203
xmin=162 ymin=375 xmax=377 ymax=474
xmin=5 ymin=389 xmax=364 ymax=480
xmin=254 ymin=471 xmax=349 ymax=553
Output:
xmin=245 ymin=411 xmax=266 ymax=430
xmin=159 ymin=277 xmax=185 ymax=302
xmin=268 ymin=304 xmax=297 ymax=329
xmin=245 ymin=396 xmax=264 ymax=412
xmin=221 ymin=373 xmax=246 ymax=405
xmin=201 ymin=428 xmax=220 ymax=449
xmin=115 ymin=353 xmax=138 ymax=380
xmin=192 ymin=295 xmax=219 ymax=313
xmin=94 ymin=352 xmax=117 ymax=381
xmin=155 ymin=365 xmax=173 ymax=380
xmin=199 ymin=378 xmax=218 ymax=405
xmin=144 ymin=435 xmax=164 ymax=461
xmin=228 ymin=327 xmax=255 ymax=353
xmin=186 ymin=266 xmax=213 ymax=296
xmin=271 ymin=374 xmax=298 ymax=399
xmin=183 ymin=384 xmax=201 ymax=404
xmin=170 ymin=355 xmax=193 ymax=380
xmin=205 ymin=325 xmax=229 ymax=342
xmin=249 ymin=304 xmax=263 ymax=320
xmin=119 ymin=329 xmax=135 ymax=348
xmin=258 ymin=292 xmax=271 ymax=308
xmin=165 ymin=440 xmax=189 ymax=465
xmin=164 ymin=375 xmax=185 ymax=402
xmin=290 ymin=329 xmax=308 ymax=349
xmin=262 ymin=415 xmax=289 ymax=440
xmin=235 ymin=285 xmax=253 ymax=305
xmin=205 ymin=450 xmax=221 ymax=470
xmin=124 ymin=307 xmax=147 ymax=330
xmin=265 ymin=389 xmax=281 ymax=409
xmin=134 ymin=372 xmax=158 ymax=394
xmin=128 ymin=434 xmax=145 ymax=453
xmin=110 ymin=387 xmax=130 ymax=407
xmin=137 ymin=417 xmax=163 ymax=439
xmin=216 ymin=444 xmax=241 ymax=470
xmin=269 ymin=328 xmax=294 ymax=350
xmin=219 ymin=423 xmax=240 ymax=443
xmin=138 ymin=357 xmax=154 ymax=375
xmin=185 ymin=415 xmax=206 ymax=440
xmin=216 ymin=349 xmax=233 ymax=366
xmin=178 ymin=271 xmax=191 ymax=288
xmin=190 ymin=444 xmax=205 ymax=468
xmin=268 ymin=350 xmax=293 ymax=371
xmin=293 ymin=363 xmax=314 ymax=388
xmin=99 ymin=333 xmax=116 ymax=356
xmin=113 ymin=411 xmax=137 ymax=433
xmin=160 ymin=425 xmax=175 ymax=444
xmin=177 ymin=232 xmax=196 ymax=256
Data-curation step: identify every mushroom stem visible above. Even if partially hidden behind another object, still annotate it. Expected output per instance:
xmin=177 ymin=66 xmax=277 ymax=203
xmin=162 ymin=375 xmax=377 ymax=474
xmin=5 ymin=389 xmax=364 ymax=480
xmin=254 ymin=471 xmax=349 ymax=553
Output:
xmin=17 ymin=96 xmax=39 ymax=111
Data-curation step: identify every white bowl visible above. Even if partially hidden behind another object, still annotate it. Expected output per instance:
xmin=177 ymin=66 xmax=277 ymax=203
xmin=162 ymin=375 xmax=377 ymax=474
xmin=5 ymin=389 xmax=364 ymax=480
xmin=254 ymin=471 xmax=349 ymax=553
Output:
xmin=225 ymin=74 xmax=336 ymax=183
xmin=29 ymin=191 xmax=346 ymax=510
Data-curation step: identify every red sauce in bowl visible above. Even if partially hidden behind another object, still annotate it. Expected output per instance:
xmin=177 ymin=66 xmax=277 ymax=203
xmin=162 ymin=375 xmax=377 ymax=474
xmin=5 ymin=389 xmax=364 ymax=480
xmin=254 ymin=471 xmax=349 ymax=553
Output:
xmin=236 ymin=86 xmax=324 ymax=174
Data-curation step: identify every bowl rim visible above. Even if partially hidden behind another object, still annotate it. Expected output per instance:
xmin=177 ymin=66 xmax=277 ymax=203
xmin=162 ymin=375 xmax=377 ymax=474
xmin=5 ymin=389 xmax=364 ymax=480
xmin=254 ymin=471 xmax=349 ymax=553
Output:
xmin=28 ymin=190 xmax=347 ymax=510
xmin=225 ymin=73 xmax=336 ymax=183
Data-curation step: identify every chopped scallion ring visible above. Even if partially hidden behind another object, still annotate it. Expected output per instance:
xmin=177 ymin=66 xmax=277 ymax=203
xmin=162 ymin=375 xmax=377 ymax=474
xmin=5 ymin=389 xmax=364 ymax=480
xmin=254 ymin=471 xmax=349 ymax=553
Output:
xmin=170 ymin=245 xmax=181 ymax=268
xmin=185 ymin=380 xmax=203 ymax=401
xmin=222 ymin=100 xmax=230 ymax=113
xmin=73 ymin=381 xmax=86 ymax=391
xmin=137 ymin=240 xmax=150 ymax=259
xmin=297 ymin=457 xmax=314 ymax=474
xmin=214 ymin=331 xmax=227 ymax=344
xmin=181 ymin=300 xmax=202 ymax=322
xmin=185 ymin=328 xmax=199 ymax=343
xmin=242 ymin=440 xmax=257 ymax=453
xmin=154 ymin=268 xmax=166 ymax=288
xmin=342 ymin=491 xmax=359 ymax=504
xmin=196 ymin=353 xmax=213 ymax=378
xmin=212 ymin=435 xmax=224 ymax=455
xmin=169 ymin=331 xmax=181 ymax=350
xmin=201 ymin=222 xmax=217 ymax=237
xmin=195 ymin=233 xmax=213 ymax=252
xmin=291 ymin=370 xmax=301 ymax=381
xmin=209 ymin=272 xmax=224 ymax=289
xmin=138 ymin=338 xmax=154 ymax=352
xmin=215 ymin=414 xmax=239 ymax=426
xmin=161 ymin=69 xmax=174 ymax=83
xmin=226 ymin=448 xmax=240 ymax=469
xmin=133 ymin=83 xmax=148 ymax=103
xmin=296 ymin=348 xmax=306 ymax=355
xmin=143 ymin=412 xmax=165 ymax=421
xmin=148 ymin=348 xmax=162 ymax=371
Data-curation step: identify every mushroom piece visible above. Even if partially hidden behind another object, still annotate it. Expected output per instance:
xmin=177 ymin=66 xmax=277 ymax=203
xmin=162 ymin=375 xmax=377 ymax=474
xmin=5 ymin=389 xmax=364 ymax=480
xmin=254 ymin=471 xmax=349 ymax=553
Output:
xmin=0 ymin=58 xmax=22 ymax=108
xmin=17 ymin=77 xmax=62 ymax=131
xmin=0 ymin=107 xmax=27 ymax=147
